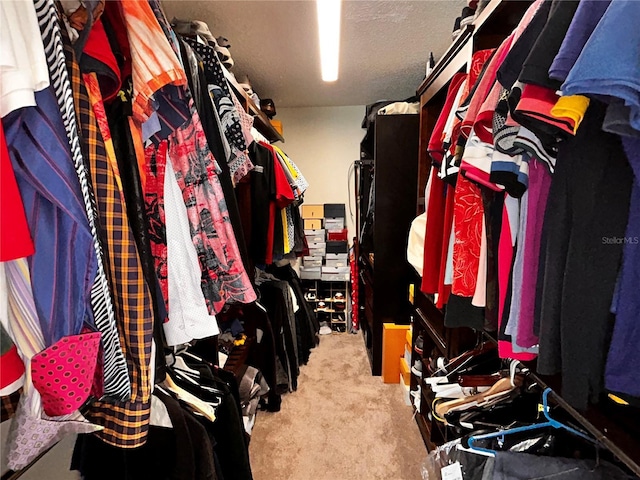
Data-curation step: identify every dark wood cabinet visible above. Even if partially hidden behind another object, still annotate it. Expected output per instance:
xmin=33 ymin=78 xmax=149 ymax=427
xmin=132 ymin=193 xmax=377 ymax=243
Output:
xmin=357 ymin=114 xmax=419 ymax=375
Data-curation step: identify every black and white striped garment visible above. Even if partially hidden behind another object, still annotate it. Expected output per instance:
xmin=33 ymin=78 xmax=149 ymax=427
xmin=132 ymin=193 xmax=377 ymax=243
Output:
xmin=33 ymin=0 xmax=131 ymax=400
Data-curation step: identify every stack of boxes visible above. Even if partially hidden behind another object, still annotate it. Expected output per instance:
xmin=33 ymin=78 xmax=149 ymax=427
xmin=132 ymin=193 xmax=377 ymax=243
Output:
xmin=300 ymin=204 xmax=325 ymax=280
xmin=300 ymin=203 xmax=349 ymax=281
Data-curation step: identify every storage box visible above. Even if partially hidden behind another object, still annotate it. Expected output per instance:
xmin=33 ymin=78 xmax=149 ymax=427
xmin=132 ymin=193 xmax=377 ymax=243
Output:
xmin=301 ymin=204 xmax=324 ymax=219
xmin=382 ymin=323 xmax=411 ymax=384
xmin=303 ymin=256 xmax=323 ymax=268
xmin=326 ymin=241 xmax=349 ymax=254
xmin=321 ymin=266 xmax=349 ymax=281
xmin=400 ymin=356 xmax=411 ymax=387
xmin=304 ymin=218 xmax=323 ymax=230
xmin=323 ymin=203 xmax=346 ymax=219
xmin=326 ymin=253 xmax=348 ymax=267
xmin=324 ymin=217 xmax=345 ymax=231
xmin=400 ymin=374 xmax=412 ymax=406
xmin=327 ymin=228 xmax=348 ymax=242
xmin=304 ymin=229 xmax=326 ymax=243
xmin=299 ymin=266 xmax=321 ymax=280
xmin=270 ymin=119 xmax=283 ymax=135
xmin=308 ymin=242 xmax=326 ymax=257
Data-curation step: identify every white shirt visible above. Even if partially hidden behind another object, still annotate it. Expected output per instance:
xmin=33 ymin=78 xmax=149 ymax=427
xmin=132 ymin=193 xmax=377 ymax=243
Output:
xmin=163 ymin=155 xmax=220 ymax=346
xmin=0 ymin=0 xmax=50 ymax=117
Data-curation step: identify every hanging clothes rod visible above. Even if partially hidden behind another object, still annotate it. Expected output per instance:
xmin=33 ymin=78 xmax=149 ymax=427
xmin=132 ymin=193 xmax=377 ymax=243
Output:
xmin=525 ymin=367 xmax=640 ymax=476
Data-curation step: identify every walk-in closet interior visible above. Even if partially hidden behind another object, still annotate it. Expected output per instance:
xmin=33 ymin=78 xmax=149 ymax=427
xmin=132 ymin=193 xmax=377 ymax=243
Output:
xmin=1 ymin=0 xmax=640 ymax=479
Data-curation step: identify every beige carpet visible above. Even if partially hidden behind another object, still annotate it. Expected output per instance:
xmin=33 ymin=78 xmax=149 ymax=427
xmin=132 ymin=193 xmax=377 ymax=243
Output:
xmin=250 ymin=332 xmax=426 ymax=480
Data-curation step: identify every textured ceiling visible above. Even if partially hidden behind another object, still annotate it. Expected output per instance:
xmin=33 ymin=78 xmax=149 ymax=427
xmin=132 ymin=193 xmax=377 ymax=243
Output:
xmin=162 ymin=0 xmax=466 ymax=107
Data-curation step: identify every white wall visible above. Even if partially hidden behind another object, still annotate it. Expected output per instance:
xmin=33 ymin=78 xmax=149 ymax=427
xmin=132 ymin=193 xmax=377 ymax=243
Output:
xmin=275 ymin=105 xmax=365 ymax=241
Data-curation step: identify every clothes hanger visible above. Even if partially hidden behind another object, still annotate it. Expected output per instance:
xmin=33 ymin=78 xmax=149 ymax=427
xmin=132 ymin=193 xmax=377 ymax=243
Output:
xmin=434 ymin=361 xmax=521 ymax=421
xmin=467 ymin=388 xmax=595 ymax=456
xmin=161 ymin=373 xmax=218 ymax=421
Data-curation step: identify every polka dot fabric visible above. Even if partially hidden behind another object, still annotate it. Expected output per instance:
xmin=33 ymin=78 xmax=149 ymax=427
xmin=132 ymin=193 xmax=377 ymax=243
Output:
xmin=30 ymin=332 xmax=101 ymax=416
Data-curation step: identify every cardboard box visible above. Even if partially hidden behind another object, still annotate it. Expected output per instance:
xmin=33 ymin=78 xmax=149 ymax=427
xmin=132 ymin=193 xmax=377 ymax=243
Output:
xmin=326 ymin=257 xmax=348 ymax=268
xmin=321 ymin=266 xmax=350 ymax=274
xmin=308 ymin=242 xmax=326 ymax=257
xmin=382 ymin=323 xmax=411 ymax=384
xmin=304 ymin=218 xmax=323 ymax=230
xmin=325 ymin=254 xmax=348 ymax=267
xmin=303 ymin=256 xmax=323 ymax=268
xmin=321 ymin=273 xmax=350 ymax=281
xmin=299 ymin=266 xmax=321 ymax=280
xmin=301 ymin=204 xmax=324 ymax=219
xmin=323 ymin=203 xmax=346 ymax=218
xmin=324 ymin=217 xmax=345 ymax=230
xmin=270 ymin=119 xmax=283 ymax=135
xmin=400 ymin=374 xmax=412 ymax=406
xmin=321 ymin=266 xmax=349 ymax=282
xmin=327 ymin=228 xmax=348 ymax=242
xmin=326 ymin=241 xmax=349 ymax=254
xmin=304 ymin=229 xmax=326 ymax=243
xmin=400 ymin=357 xmax=411 ymax=387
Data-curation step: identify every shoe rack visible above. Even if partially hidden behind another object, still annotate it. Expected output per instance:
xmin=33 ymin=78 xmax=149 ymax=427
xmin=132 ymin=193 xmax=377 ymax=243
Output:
xmin=302 ymin=279 xmax=351 ymax=333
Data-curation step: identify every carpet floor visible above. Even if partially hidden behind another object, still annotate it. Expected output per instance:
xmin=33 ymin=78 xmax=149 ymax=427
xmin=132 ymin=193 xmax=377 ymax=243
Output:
xmin=249 ymin=332 xmax=426 ymax=480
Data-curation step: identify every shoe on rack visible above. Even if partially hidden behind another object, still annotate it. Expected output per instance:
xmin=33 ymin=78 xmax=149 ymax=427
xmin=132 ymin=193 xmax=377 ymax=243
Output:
xmin=452 ymin=16 xmax=462 ymax=40
xmin=304 ymin=291 xmax=317 ymax=302
xmin=410 ymin=385 xmax=421 ymax=400
xmin=317 ymin=301 xmax=327 ymax=311
xmin=414 ymin=334 xmax=424 ymax=356
xmin=319 ymin=322 xmax=332 ymax=335
xmin=460 ymin=6 xmax=476 ymax=27
xmin=411 ymin=359 xmax=423 ymax=377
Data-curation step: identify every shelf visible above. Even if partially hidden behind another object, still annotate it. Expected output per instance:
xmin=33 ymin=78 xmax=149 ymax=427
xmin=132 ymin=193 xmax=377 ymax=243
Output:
xmin=222 ymin=67 xmax=285 ymax=143
xmin=417 ymin=25 xmax=473 ymax=100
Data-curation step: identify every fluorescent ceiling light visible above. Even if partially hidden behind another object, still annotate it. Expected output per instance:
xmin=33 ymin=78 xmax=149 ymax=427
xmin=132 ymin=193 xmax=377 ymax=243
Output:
xmin=317 ymin=0 xmax=341 ymax=82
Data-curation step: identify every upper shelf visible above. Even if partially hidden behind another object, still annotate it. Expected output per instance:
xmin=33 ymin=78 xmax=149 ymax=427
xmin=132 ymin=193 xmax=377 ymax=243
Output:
xmin=416 ymin=0 xmax=531 ymax=103
xmin=223 ymin=67 xmax=285 ymax=143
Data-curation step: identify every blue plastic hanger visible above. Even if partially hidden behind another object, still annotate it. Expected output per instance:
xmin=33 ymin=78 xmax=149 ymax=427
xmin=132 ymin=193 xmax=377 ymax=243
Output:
xmin=467 ymin=388 xmax=594 ymax=456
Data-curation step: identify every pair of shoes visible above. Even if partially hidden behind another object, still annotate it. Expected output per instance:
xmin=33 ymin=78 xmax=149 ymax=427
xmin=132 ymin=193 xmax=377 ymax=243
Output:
xmin=319 ymin=322 xmax=332 ymax=335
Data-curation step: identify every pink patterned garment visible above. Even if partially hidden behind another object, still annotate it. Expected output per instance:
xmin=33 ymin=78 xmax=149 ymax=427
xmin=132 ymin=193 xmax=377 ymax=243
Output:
xmin=168 ymin=105 xmax=256 ymax=313
xmin=144 ymin=141 xmax=169 ymax=310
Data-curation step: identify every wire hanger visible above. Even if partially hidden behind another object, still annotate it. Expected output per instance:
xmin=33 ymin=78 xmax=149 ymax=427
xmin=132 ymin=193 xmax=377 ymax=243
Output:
xmin=467 ymin=388 xmax=594 ymax=456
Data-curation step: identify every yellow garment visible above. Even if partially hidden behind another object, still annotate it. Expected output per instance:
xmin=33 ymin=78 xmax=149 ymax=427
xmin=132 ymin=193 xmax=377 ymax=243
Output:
xmin=273 ymin=146 xmax=298 ymax=179
xmin=281 ymin=208 xmax=291 ymax=254
xmin=551 ymin=94 xmax=590 ymax=134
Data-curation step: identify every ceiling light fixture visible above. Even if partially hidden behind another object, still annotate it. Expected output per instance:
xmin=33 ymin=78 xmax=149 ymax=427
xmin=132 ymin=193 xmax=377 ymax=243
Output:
xmin=317 ymin=0 xmax=342 ymax=82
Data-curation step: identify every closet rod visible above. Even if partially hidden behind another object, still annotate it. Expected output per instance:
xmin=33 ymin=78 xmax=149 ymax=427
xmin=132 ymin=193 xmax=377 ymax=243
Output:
xmin=526 ymin=369 xmax=640 ymax=476
xmin=478 ymin=330 xmax=640 ymax=475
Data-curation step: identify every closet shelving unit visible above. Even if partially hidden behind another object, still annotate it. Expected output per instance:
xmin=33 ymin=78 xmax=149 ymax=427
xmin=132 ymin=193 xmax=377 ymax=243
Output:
xmin=409 ymin=0 xmax=640 ymax=475
xmin=223 ymin=68 xmax=285 ymax=143
xmin=356 ymin=114 xmax=419 ymax=375
xmin=302 ymin=279 xmax=350 ymax=333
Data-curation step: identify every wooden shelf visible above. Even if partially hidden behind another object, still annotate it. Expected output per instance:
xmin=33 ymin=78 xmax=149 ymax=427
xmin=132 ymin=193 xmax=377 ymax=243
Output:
xmin=222 ymin=67 xmax=285 ymax=143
